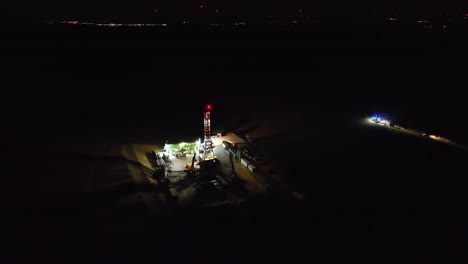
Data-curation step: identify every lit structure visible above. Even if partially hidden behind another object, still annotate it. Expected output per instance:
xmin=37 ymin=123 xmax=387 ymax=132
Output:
xmin=201 ymin=104 xmax=215 ymax=161
xmin=429 ymin=135 xmax=452 ymax=144
xmin=164 ymin=141 xmax=200 ymax=156
xmin=370 ymin=113 xmax=390 ymax=125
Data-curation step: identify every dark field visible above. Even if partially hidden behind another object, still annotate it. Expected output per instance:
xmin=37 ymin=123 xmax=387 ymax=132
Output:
xmin=1 ymin=24 xmax=468 ymax=262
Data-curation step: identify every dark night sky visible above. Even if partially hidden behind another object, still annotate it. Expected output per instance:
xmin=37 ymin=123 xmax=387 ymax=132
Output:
xmin=4 ymin=0 xmax=468 ymax=21
xmin=1 ymin=0 xmax=468 ymax=144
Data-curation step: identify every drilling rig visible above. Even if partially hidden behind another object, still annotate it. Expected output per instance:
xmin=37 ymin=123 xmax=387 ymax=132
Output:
xmin=198 ymin=104 xmax=219 ymax=177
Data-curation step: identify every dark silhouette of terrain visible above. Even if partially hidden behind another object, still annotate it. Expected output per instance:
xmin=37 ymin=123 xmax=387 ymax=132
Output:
xmin=1 ymin=22 xmax=468 ymax=263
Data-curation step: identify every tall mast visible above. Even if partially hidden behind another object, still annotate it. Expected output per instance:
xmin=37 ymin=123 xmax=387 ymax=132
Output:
xmin=202 ymin=104 xmax=215 ymax=161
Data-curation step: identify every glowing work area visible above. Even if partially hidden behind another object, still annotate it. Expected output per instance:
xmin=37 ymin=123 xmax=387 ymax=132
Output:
xmin=164 ymin=141 xmax=200 ymax=157
xmin=369 ymin=113 xmax=391 ymax=126
xmin=366 ymin=112 xmax=456 ymax=146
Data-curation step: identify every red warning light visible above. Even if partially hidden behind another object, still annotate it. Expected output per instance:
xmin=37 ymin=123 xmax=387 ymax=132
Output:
xmin=200 ymin=4 xmax=204 ymax=8
xmin=205 ymin=104 xmax=212 ymax=111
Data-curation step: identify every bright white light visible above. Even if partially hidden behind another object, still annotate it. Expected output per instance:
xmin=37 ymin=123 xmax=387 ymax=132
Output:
xmin=211 ymin=137 xmax=222 ymax=146
xmin=368 ymin=117 xmax=391 ymax=126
